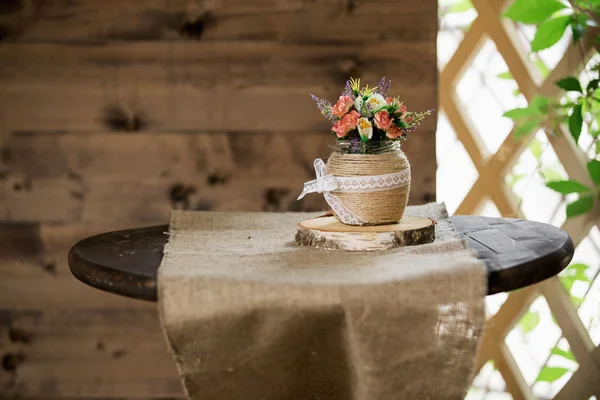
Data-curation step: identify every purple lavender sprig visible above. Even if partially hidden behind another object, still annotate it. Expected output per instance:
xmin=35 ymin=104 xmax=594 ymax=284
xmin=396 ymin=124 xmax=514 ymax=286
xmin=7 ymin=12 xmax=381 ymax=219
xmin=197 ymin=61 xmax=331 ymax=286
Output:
xmin=375 ymin=77 xmax=392 ymax=97
xmin=310 ymin=93 xmax=336 ymax=123
xmin=341 ymin=80 xmax=355 ymax=99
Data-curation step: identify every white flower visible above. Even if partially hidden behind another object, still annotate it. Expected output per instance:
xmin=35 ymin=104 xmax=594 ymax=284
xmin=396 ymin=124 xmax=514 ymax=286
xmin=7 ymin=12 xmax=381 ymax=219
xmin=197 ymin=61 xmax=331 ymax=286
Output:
xmin=354 ymin=96 xmax=363 ymax=113
xmin=357 ymin=117 xmax=373 ymax=141
xmin=365 ymin=93 xmax=387 ymax=112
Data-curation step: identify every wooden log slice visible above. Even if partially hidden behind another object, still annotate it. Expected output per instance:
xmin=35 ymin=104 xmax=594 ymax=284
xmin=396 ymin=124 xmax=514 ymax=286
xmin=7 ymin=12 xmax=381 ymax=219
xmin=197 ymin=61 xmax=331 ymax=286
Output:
xmin=295 ymin=215 xmax=435 ymax=252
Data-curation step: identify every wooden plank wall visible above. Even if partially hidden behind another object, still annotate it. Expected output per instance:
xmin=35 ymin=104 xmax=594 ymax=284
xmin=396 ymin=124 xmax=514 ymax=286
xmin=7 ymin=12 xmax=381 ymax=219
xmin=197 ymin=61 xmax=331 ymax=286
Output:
xmin=0 ymin=0 xmax=438 ymax=398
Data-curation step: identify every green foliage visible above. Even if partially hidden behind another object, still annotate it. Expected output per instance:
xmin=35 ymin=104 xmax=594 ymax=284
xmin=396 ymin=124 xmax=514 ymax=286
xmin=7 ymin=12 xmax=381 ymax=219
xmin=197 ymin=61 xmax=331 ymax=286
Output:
xmin=546 ymin=180 xmax=592 ymax=194
xmin=587 ymin=159 xmax=600 ymax=185
xmin=535 ymin=59 xmax=551 ymax=78
xmin=504 ymin=0 xmax=568 ymax=24
xmin=550 ymin=347 xmax=576 ymax=362
xmin=560 ymin=263 xmax=591 ymax=295
xmin=540 ymin=166 xmax=564 ymax=181
xmin=535 ymin=366 xmax=570 ymax=383
xmin=504 ymin=107 xmax=544 ymax=120
xmin=532 ymin=16 xmax=572 ymax=51
xmin=566 ymin=195 xmax=594 ymax=218
xmin=519 ymin=310 xmax=540 ymax=335
xmin=569 ymin=103 xmax=583 ymax=143
xmin=556 ymin=77 xmax=583 ymax=93
xmin=514 ymin=118 xmax=543 ymax=138
xmin=529 ymin=138 xmax=543 ymax=159
xmin=504 ymin=96 xmax=549 ymax=139
xmin=446 ymin=0 xmax=473 ymax=13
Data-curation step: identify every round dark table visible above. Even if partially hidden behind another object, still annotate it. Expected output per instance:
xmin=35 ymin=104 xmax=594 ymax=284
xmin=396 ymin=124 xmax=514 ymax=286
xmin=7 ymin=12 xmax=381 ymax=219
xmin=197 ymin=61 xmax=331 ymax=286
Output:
xmin=68 ymin=216 xmax=574 ymax=302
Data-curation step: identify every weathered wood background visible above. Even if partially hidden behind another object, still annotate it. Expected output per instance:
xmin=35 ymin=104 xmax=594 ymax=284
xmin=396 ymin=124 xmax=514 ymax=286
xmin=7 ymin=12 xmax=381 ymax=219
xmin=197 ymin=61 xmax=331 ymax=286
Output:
xmin=0 ymin=0 xmax=437 ymax=398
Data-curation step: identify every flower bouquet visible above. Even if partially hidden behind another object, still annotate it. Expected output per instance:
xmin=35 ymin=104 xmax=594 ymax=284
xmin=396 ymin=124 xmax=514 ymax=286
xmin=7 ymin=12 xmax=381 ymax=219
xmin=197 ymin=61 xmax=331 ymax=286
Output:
xmin=298 ymin=78 xmax=434 ymax=226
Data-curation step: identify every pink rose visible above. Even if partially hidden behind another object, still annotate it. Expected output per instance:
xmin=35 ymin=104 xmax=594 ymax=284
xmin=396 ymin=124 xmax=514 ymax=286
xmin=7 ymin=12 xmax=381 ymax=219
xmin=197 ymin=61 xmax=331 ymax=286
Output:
xmin=332 ymin=110 xmax=360 ymax=138
xmin=332 ymin=120 xmax=348 ymax=137
xmin=386 ymin=125 xmax=403 ymax=139
xmin=374 ymin=110 xmax=393 ymax=130
xmin=386 ymin=97 xmax=395 ymax=105
xmin=404 ymin=114 xmax=412 ymax=123
xmin=332 ymin=96 xmax=354 ymax=118
xmin=396 ymin=104 xmax=408 ymax=117
xmin=343 ymin=110 xmax=360 ymax=130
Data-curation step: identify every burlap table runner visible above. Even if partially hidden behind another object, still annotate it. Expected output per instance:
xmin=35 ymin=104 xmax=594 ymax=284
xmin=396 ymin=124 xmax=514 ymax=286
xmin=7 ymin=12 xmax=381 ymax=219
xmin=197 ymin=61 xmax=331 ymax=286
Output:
xmin=158 ymin=203 xmax=486 ymax=400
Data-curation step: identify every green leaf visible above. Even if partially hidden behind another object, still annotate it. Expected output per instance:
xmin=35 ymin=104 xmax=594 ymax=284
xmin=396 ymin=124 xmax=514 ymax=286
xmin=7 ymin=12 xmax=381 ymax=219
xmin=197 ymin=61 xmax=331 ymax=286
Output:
xmin=556 ymin=76 xmax=583 ymax=93
xmin=514 ymin=117 xmax=542 ymax=139
xmin=550 ymin=347 xmax=576 ymax=362
xmin=546 ymin=179 xmax=592 ymax=194
xmin=536 ymin=366 xmax=570 ymax=383
xmin=531 ymin=16 xmax=571 ymax=51
xmin=519 ymin=310 xmax=540 ymax=335
xmin=504 ymin=0 xmax=568 ymax=24
xmin=535 ymin=59 xmax=550 ymax=78
xmin=587 ymin=79 xmax=600 ymax=92
xmin=447 ymin=0 xmax=473 ymax=13
xmin=596 ymin=141 xmax=600 ymax=154
xmin=507 ymin=173 xmax=527 ymax=188
xmin=571 ymin=22 xmax=585 ymax=42
xmin=530 ymin=94 xmax=550 ymax=110
xmin=571 ymin=295 xmax=584 ymax=306
xmin=560 ymin=275 xmax=577 ymax=292
xmin=566 ymin=195 xmax=594 ymax=218
xmin=497 ymin=71 xmax=514 ymax=80
xmin=529 ymin=138 xmax=543 ymax=159
xmin=504 ymin=107 xmax=543 ymax=120
xmin=567 ymin=263 xmax=590 ymax=273
xmin=587 ymin=159 xmax=600 ymax=185
xmin=569 ymin=103 xmax=583 ymax=143
xmin=541 ymin=166 xmax=564 ymax=181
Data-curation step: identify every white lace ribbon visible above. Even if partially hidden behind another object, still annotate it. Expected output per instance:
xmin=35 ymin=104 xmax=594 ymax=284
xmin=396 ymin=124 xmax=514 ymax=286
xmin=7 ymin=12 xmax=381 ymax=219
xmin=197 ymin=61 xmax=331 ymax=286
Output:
xmin=297 ymin=158 xmax=410 ymax=225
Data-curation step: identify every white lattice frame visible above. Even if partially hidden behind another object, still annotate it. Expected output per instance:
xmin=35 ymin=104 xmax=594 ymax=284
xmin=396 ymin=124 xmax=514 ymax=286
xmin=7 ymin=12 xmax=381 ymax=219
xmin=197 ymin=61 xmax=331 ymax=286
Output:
xmin=440 ymin=0 xmax=600 ymax=398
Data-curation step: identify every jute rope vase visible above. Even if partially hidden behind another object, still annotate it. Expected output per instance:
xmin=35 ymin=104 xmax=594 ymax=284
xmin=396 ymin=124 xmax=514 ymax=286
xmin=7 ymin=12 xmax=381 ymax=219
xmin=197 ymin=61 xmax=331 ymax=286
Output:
xmin=327 ymin=149 xmax=411 ymax=226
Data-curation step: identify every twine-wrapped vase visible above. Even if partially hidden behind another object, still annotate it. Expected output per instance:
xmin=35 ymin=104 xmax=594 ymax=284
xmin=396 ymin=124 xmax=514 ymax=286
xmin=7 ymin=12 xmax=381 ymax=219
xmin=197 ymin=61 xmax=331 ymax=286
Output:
xmin=327 ymin=141 xmax=411 ymax=226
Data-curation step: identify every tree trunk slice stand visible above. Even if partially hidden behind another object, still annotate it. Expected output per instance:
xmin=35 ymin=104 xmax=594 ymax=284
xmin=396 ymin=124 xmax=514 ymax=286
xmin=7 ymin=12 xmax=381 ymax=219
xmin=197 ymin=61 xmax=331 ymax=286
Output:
xmin=295 ymin=215 xmax=435 ymax=251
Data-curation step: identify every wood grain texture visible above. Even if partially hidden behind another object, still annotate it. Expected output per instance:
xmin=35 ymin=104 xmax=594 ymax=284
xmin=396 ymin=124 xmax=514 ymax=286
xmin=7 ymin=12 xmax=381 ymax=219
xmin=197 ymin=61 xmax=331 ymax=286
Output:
xmin=2 ymin=131 xmax=435 ymax=223
xmin=0 ymin=42 xmax=437 ymax=132
xmin=0 ymin=308 xmax=183 ymax=398
xmin=0 ymin=0 xmax=438 ymax=397
xmin=0 ymin=0 xmax=436 ymax=42
xmin=295 ymin=215 xmax=435 ymax=251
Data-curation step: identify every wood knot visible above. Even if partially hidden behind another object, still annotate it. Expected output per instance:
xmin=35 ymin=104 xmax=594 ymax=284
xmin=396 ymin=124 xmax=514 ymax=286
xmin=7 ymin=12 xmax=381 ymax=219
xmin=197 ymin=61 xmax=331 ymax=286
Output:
xmin=102 ymin=106 xmax=145 ymax=132
xmin=346 ymin=0 xmax=357 ymax=13
xmin=264 ymin=188 xmax=290 ymax=211
xmin=338 ymin=59 xmax=361 ymax=84
xmin=9 ymin=328 xmax=32 ymax=344
xmin=2 ymin=352 xmax=24 ymax=372
xmin=422 ymin=192 xmax=434 ymax=203
xmin=206 ymin=172 xmax=229 ymax=186
xmin=169 ymin=183 xmax=196 ymax=209
xmin=42 ymin=261 xmax=57 ymax=276
xmin=179 ymin=12 xmax=215 ymax=39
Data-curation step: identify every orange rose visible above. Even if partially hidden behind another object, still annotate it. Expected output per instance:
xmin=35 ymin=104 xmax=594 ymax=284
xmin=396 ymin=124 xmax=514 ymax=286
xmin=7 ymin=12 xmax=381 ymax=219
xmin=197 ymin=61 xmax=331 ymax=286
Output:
xmin=386 ymin=125 xmax=403 ymax=139
xmin=343 ymin=110 xmax=360 ymax=130
xmin=331 ymin=96 xmax=354 ymax=118
xmin=396 ymin=104 xmax=408 ymax=118
xmin=374 ymin=110 xmax=393 ymax=130
xmin=332 ymin=110 xmax=360 ymax=138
